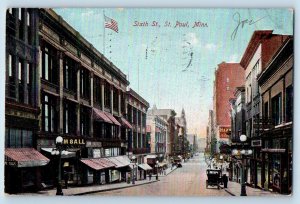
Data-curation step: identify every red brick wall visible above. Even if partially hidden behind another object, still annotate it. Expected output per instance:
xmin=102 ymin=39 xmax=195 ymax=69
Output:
xmin=215 ymin=62 xmax=245 ymax=126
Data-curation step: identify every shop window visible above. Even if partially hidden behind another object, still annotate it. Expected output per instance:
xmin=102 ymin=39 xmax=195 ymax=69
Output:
xmin=5 ymin=127 xmax=33 ymax=148
xmin=285 ymin=85 xmax=293 ymax=122
xmin=272 ymin=93 xmax=282 ymax=126
xmin=113 ymin=88 xmax=118 ymax=112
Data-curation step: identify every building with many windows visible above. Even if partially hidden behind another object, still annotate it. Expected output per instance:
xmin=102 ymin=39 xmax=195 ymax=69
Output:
xmin=5 ymin=8 xmax=136 ymax=193
xmin=126 ymin=88 xmax=150 ymax=180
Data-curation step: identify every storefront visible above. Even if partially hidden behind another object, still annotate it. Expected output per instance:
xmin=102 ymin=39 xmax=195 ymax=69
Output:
xmin=260 ymin=125 xmax=292 ymax=194
xmin=5 ymin=148 xmax=50 ymax=193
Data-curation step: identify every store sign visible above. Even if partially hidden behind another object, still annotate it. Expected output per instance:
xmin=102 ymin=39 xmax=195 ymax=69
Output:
xmin=5 ymin=161 xmax=17 ymax=166
xmin=102 ymin=141 xmax=121 ymax=147
xmin=63 ymin=138 xmax=86 ymax=145
xmin=251 ymin=139 xmax=262 ymax=147
xmin=219 ymin=127 xmax=230 ymax=138
xmin=93 ymin=149 xmax=101 ymax=158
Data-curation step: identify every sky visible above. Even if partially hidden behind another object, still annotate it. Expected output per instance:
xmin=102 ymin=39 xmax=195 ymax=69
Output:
xmin=54 ymin=8 xmax=293 ymax=138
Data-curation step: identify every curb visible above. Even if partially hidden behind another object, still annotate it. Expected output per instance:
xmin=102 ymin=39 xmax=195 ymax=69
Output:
xmin=73 ymin=180 xmax=159 ymax=196
xmin=158 ymin=167 xmax=178 ymax=177
xmin=219 ymin=185 xmax=236 ymax=196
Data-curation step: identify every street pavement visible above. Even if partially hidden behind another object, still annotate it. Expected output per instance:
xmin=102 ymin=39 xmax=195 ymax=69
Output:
xmin=90 ymin=153 xmax=229 ymax=196
xmin=16 ymin=153 xmax=282 ymax=196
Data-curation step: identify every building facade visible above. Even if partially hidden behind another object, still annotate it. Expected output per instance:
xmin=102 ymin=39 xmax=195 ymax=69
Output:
xmin=213 ymin=62 xmax=244 ymax=153
xmin=126 ymin=88 xmax=150 ymax=180
xmin=5 ymin=8 xmax=143 ymax=193
xmin=257 ymin=36 xmax=293 ymax=194
xmin=239 ymin=30 xmax=291 ymax=190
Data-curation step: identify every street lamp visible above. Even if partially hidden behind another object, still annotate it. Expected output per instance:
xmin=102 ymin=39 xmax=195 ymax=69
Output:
xmin=131 ymin=156 xmax=136 ymax=184
xmin=238 ymin=134 xmax=252 ymax=196
xmin=156 ymin=160 xmax=159 ymax=180
xmin=51 ymin=136 xmax=66 ymax=196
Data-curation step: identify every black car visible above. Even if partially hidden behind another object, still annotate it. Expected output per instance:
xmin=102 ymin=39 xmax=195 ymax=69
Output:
xmin=177 ymin=163 xmax=182 ymax=168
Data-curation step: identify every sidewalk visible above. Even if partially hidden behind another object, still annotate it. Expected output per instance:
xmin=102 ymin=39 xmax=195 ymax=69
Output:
xmin=221 ymin=181 xmax=282 ymax=196
xmin=157 ymin=165 xmax=178 ymax=177
xmin=19 ymin=166 xmax=178 ymax=196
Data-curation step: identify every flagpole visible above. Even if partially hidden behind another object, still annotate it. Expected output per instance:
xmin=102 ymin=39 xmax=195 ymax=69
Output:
xmin=103 ymin=10 xmax=105 ymax=55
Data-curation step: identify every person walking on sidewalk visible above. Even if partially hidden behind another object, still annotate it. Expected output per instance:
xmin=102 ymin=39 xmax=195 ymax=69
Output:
xmin=149 ymin=173 xmax=152 ymax=181
xmin=222 ymin=174 xmax=228 ymax=188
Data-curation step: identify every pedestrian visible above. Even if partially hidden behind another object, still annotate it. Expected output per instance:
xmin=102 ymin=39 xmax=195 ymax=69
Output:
xmin=222 ymin=174 xmax=228 ymax=188
xmin=63 ymin=171 xmax=69 ymax=189
xmin=149 ymin=173 xmax=152 ymax=181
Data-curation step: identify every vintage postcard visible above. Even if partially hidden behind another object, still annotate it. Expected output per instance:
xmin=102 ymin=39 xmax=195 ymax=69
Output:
xmin=4 ymin=8 xmax=293 ymax=196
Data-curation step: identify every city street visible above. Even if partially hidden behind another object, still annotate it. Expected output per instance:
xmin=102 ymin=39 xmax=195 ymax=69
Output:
xmin=90 ymin=153 xmax=228 ymax=196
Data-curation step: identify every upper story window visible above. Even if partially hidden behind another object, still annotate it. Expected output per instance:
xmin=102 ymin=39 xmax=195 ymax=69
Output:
xmin=8 ymin=8 xmax=13 ymax=14
xmin=80 ymin=105 xmax=90 ymax=136
xmin=286 ymin=85 xmax=293 ymax=123
xmin=93 ymin=76 xmax=102 ymax=106
xmin=113 ymin=88 xmax=118 ymax=112
xmin=18 ymin=8 xmax=22 ymax=20
xmin=63 ymin=101 xmax=77 ymax=135
xmin=80 ymin=68 xmax=90 ymax=100
xmin=272 ymin=93 xmax=282 ymax=126
xmin=41 ymin=44 xmax=58 ymax=84
xmin=104 ymin=82 xmax=111 ymax=108
xmin=5 ymin=128 xmax=33 ymax=148
xmin=42 ymin=93 xmax=57 ymax=133
xmin=64 ymin=57 xmax=77 ymax=92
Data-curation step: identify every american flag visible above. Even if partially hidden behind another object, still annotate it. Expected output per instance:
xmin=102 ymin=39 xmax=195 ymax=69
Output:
xmin=104 ymin=15 xmax=118 ymax=33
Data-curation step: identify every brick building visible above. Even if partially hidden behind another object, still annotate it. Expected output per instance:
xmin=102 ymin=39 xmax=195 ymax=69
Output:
xmin=213 ymin=62 xmax=244 ymax=153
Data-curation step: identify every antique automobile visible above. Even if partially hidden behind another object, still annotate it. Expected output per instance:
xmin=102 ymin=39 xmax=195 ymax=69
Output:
xmin=206 ymin=169 xmax=222 ymax=189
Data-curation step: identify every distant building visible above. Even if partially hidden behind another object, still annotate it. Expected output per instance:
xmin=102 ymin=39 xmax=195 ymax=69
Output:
xmin=213 ymin=62 xmax=245 ymax=153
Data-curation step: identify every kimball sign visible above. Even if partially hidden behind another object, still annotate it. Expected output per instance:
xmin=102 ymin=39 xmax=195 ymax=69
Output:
xmin=63 ymin=138 xmax=86 ymax=145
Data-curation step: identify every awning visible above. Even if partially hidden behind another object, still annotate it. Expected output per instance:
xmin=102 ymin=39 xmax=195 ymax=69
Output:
xmin=145 ymin=155 xmax=157 ymax=159
xmin=159 ymin=162 xmax=167 ymax=167
xmin=5 ymin=148 xmax=50 ymax=168
xmin=80 ymin=158 xmax=115 ymax=170
xmin=104 ymin=112 xmax=121 ymax=126
xmin=93 ymin=108 xmax=113 ymax=124
xmin=107 ymin=156 xmax=131 ymax=168
xmin=261 ymin=148 xmax=286 ymax=153
xmin=119 ymin=117 xmax=133 ymax=129
xmin=138 ymin=163 xmax=153 ymax=170
xmin=41 ymin=148 xmax=76 ymax=159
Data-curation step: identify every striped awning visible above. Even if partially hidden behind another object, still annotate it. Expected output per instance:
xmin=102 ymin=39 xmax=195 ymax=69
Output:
xmin=119 ymin=117 xmax=133 ymax=129
xmin=93 ymin=108 xmax=113 ymax=124
xmin=80 ymin=158 xmax=116 ymax=170
xmin=138 ymin=163 xmax=153 ymax=170
xmin=104 ymin=112 xmax=121 ymax=126
xmin=5 ymin=148 xmax=50 ymax=168
xmin=106 ymin=156 xmax=131 ymax=168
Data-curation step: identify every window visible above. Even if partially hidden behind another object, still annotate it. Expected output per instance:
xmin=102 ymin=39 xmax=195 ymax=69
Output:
xmin=93 ymin=77 xmax=102 ymax=106
xmin=8 ymin=54 xmax=12 ymax=77
xmin=264 ymin=102 xmax=269 ymax=119
xmin=5 ymin=127 xmax=33 ymax=148
xmin=80 ymin=69 xmax=90 ymax=99
xmin=41 ymin=44 xmax=58 ymax=84
xmin=26 ymin=11 xmax=30 ymax=26
xmin=63 ymin=102 xmax=77 ymax=135
xmin=80 ymin=106 xmax=90 ymax=136
xmin=286 ymin=85 xmax=293 ymax=122
xmin=18 ymin=8 xmax=22 ymax=20
xmin=104 ymin=82 xmax=111 ymax=108
xmin=42 ymin=94 xmax=57 ymax=133
xmin=226 ymin=77 xmax=229 ymax=83
xmin=226 ymin=86 xmax=230 ymax=91
xmin=8 ymin=8 xmax=12 ymax=14
xmin=64 ymin=57 xmax=77 ymax=92
xmin=272 ymin=93 xmax=282 ymax=126
xmin=113 ymin=88 xmax=118 ymax=112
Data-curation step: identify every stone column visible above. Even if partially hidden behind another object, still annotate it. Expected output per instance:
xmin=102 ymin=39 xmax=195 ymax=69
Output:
xmin=118 ymin=90 xmax=121 ymax=116
xmin=22 ymin=61 xmax=28 ymax=104
xmin=110 ymin=85 xmax=114 ymax=113
xmin=140 ymin=110 xmax=143 ymax=149
xmin=14 ymin=9 xmax=19 ymax=39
